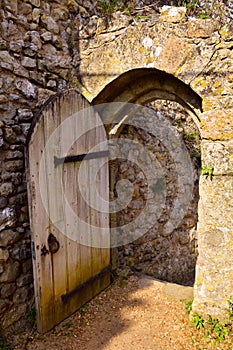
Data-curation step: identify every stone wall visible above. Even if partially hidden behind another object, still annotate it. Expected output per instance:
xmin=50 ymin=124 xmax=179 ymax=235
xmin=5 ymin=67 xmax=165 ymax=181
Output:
xmin=112 ymin=101 xmax=200 ymax=285
xmin=0 ymin=0 xmax=233 ymax=332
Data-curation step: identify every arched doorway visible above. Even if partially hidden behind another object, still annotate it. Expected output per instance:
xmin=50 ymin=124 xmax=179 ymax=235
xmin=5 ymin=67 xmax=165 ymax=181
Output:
xmin=93 ymin=68 xmax=202 ymax=285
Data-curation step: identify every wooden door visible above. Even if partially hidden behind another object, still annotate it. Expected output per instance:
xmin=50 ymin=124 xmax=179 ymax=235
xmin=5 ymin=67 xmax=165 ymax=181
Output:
xmin=26 ymin=90 xmax=110 ymax=333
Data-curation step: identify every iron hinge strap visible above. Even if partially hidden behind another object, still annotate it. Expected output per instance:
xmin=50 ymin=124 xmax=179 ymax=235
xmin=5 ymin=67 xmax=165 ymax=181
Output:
xmin=61 ymin=264 xmax=112 ymax=303
xmin=54 ymin=150 xmax=109 ymax=167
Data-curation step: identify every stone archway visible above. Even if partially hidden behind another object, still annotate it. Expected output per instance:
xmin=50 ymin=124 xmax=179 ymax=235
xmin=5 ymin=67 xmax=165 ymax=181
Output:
xmin=93 ymin=68 xmax=202 ymax=124
xmin=92 ymin=68 xmax=202 ymax=286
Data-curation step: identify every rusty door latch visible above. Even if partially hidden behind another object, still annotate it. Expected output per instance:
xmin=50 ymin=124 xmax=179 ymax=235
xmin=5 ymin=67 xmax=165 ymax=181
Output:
xmin=40 ymin=234 xmax=60 ymax=256
xmin=48 ymin=233 xmax=60 ymax=254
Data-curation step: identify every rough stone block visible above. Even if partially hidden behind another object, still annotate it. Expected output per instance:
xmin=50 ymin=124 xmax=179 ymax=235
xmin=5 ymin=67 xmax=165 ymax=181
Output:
xmin=19 ymin=2 xmax=32 ymax=15
xmin=0 ymin=261 xmax=21 ymax=283
xmin=0 ymin=248 xmax=9 ymax=262
xmin=3 ymin=0 xmax=18 ymax=14
xmin=21 ymin=57 xmax=37 ymax=68
xmin=201 ymin=140 xmax=233 ymax=175
xmin=13 ymin=286 xmax=30 ymax=303
xmin=16 ymin=80 xmax=37 ymax=99
xmin=0 ymin=208 xmax=16 ymax=232
xmin=159 ymin=6 xmax=187 ymax=23
xmin=0 ymin=183 xmax=14 ymax=197
xmin=0 ymin=39 xmax=7 ymax=50
xmin=0 ymin=95 xmax=8 ymax=103
xmin=0 ymin=300 xmax=10 ymax=313
xmin=11 ymin=172 xmax=23 ymax=185
xmin=32 ymin=7 xmax=40 ymax=22
xmin=0 ymin=197 xmax=8 ymax=209
xmin=16 ymin=273 xmax=33 ymax=287
xmin=5 ymin=160 xmax=24 ymax=172
xmin=5 ymin=150 xmax=23 ymax=159
xmin=66 ymin=0 xmax=79 ymax=13
xmin=9 ymin=192 xmax=27 ymax=206
xmin=193 ymin=237 xmax=233 ymax=321
xmin=9 ymin=40 xmax=24 ymax=53
xmin=11 ymin=245 xmax=31 ymax=260
xmin=188 ymin=18 xmax=220 ymax=38
xmin=17 ymin=108 xmax=33 ymax=121
xmin=41 ymin=15 xmax=59 ymax=34
xmin=4 ymin=127 xmax=17 ymax=144
xmin=0 ymin=51 xmax=19 ymax=72
xmin=22 ymin=258 xmax=32 ymax=273
xmin=156 ymin=35 xmax=192 ymax=74
xmin=0 ymin=283 xmax=16 ymax=298
xmin=198 ymin=175 xmax=233 ymax=230
xmin=200 ymin=109 xmax=233 ymax=141
xmin=1 ymin=303 xmax=27 ymax=329
xmin=41 ymin=31 xmax=52 ymax=41
xmin=0 ymin=230 xmax=20 ymax=247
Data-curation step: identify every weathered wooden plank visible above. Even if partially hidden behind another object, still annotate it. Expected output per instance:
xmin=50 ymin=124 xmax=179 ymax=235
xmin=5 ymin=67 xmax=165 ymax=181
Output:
xmin=96 ymin=125 xmax=110 ymax=268
xmin=43 ymin=95 xmax=69 ymax=326
xmin=88 ymin=125 xmax=110 ymax=268
xmin=27 ymin=116 xmax=55 ymax=333
xmin=79 ymin=108 xmax=94 ymax=302
xmin=62 ymin=96 xmax=87 ymax=314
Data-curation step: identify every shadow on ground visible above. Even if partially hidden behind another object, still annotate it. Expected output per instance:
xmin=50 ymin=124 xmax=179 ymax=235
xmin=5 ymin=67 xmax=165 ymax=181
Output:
xmin=7 ymin=274 xmax=197 ymax=350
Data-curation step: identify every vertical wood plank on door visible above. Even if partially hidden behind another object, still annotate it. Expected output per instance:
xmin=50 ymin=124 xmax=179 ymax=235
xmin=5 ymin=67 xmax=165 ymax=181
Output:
xmin=88 ymin=124 xmax=109 ymax=279
xmin=62 ymin=96 xmax=88 ymax=313
xmin=96 ymin=125 xmax=110 ymax=268
xmin=79 ymin=107 xmax=93 ymax=301
xmin=27 ymin=117 xmax=54 ymax=333
xmin=44 ymin=94 xmax=67 ymax=323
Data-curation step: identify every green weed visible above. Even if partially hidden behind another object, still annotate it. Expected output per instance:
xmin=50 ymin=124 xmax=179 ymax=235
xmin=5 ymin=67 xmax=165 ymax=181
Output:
xmin=192 ymin=314 xmax=205 ymax=330
xmin=184 ymin=131 xmax=199 ymax=141
xmin=201 ymin=165 xmax=214 ymax=180
xmin=98 ymin=0 xmax=119 ymax=15
xmin=97 ymin=0 xmax=135 ymax=16
xmin=199 ymin=13 xmax=208 ymax=19
xmin=178 ymin=0 xmax=199 ymax=15
xmin=185 ymin=300 xmax=193 ymax=314
xmin=187 ymin=301 xmax=231 ymax=343
xmin=206 ymin=315 xmax=229 ymax=342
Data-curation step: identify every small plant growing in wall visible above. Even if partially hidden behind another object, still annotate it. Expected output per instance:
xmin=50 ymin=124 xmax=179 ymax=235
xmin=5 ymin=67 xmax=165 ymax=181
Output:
xmin=199 ymin=12 xmax=208 ymax=19
xmin=201 ymin=165 xmax=214 ymax=180
xmin=178 ymin=0 xmax=208 ymax=18
xmin=97 ymin=0 xmax=135 ymax=16
xmin=178 ymin=0 xmax=199 ymax=15
xmin=98 ymin=0 xmax=118 ymax=15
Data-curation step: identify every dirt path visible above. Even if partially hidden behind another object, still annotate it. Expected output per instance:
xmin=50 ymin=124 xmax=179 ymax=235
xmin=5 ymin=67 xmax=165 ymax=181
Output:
xmin=9 ymin=275 xmax=233 ymax=350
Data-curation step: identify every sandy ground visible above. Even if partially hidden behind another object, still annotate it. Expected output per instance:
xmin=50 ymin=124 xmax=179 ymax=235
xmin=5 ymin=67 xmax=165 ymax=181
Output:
xmin=8 ymin=275 xmax=233 ymax=350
